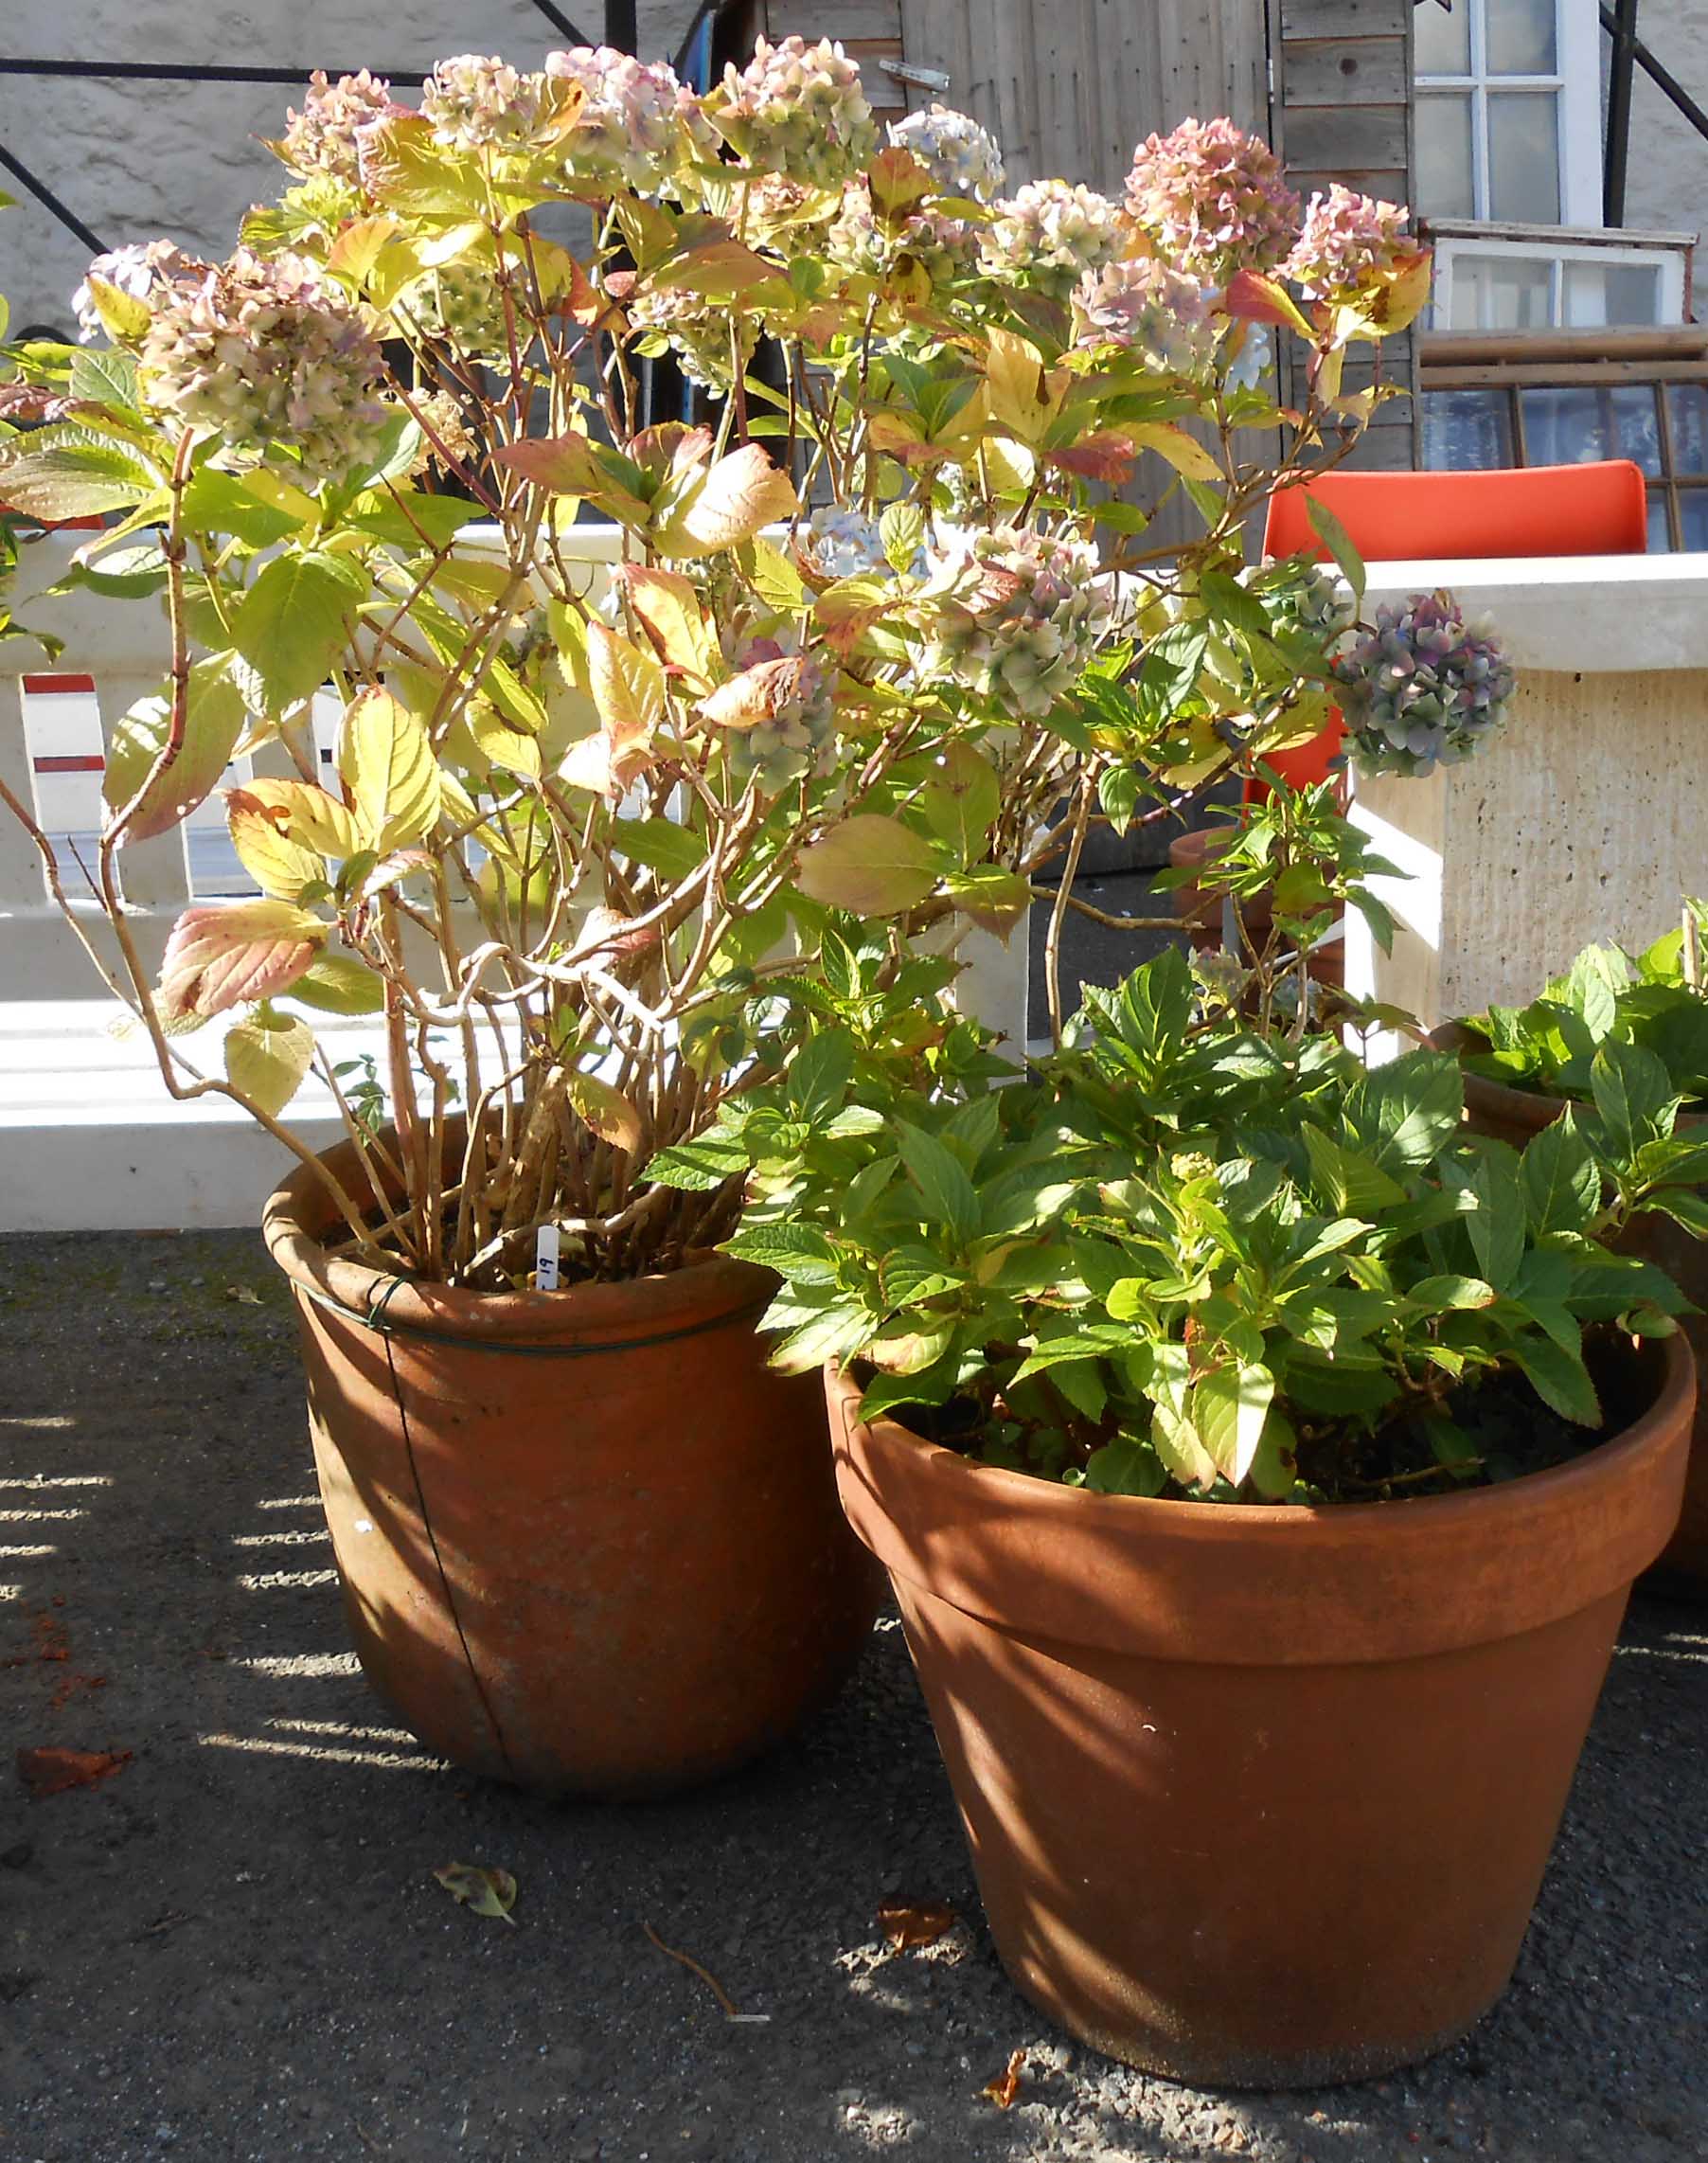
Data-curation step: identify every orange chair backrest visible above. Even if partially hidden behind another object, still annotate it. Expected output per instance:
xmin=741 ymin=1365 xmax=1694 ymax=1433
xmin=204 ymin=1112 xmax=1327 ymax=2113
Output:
xmin=1262 ymin=459 xmax=1650 ymax=564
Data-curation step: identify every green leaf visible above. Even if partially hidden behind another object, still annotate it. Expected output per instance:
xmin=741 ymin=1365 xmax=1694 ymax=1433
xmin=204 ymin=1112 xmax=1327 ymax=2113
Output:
xmin=722 ymin=1220 xmax=839 ymax=1283
xmin=896 ymin=1123 xmax=980 ymax=1246
xmin=1510 ymin=1334 xmax=1601 ymax=1427
xmin=1407 ymin=1274 xmax=1497 ymax=1312
xmin=101 ymin=654 xmax=248 ymax=842
xmin=787 ymin=1032 xmax=856 ymax=1122
xmin=0 ymin=423 xmax=158 ymax=519
xmin=1048 ymin=1358 xmax=1108 ymax=1423
xmin=1083 ymin=1438 xmax=1168 ymax=1497
xmin=285 ymin=951 xmax=385 ymax=1014
xmin=879 ymin=500 xmax=925 ymax=574
xmin=1590 ymin=1040 xmax=1676 ymax=1160
xmin=178 ymin=467 xmax=314 ymax=548
xmin=1306 ymin=494 xmax=1365 ymax=608
xmin=918 ymin=742 xmax=1000 ymax=866
xmin=1520 ymin=1115 xmax=1600 ymax=1236
xmin=1193 ymin=1361 xmax=1275 ymax=1486
xmin=235 ymin=551 xmax=365 ymax=711
xmin=1116 ymin=948 xmax=1194 ymax=1062
xmin=1351 ymin=1050 xmax=1464 ymax=1172
xmin=1465 ymin=1146 xmax=1526 ymax=1291
xmin=68 ymin=346 xmax=140 ymax=414
xmin=795 ymin=815 xmax=940 ymax=918
xmin=647 ymin=1129 xmax=749 ymax=1189
xmin=770 ymin=1301 xmax=874 ymax=1375
xmin=1300 ymin=1123 xmax=1408 ymax=1216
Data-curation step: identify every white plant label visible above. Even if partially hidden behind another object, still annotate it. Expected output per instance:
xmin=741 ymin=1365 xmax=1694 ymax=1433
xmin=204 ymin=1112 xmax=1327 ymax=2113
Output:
xmin=535 ymin=1222 xmax=561 ymax=1292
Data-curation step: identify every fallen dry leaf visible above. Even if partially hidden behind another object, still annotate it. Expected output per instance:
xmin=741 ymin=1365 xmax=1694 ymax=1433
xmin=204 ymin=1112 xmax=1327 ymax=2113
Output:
xmin=224 ymin=1284 xmax=262 ymax=1305
xmin=434 ymin=1861 xmax=517 ymax=1924
xmin=17 ymin=1746 xmax=132 ymax=1798
xmin=982 ymin=2048 xmax=1026 ymax=2110
xmin=877 ymin=1897 xmax=957 ymax=1951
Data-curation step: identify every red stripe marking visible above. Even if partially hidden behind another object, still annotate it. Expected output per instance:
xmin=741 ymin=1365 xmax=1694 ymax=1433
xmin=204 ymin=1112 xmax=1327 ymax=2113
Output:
xmin=23 ymin=672 xmax=98 ymax=694
xmin=32 ymin=754 xmax=105 ymax=774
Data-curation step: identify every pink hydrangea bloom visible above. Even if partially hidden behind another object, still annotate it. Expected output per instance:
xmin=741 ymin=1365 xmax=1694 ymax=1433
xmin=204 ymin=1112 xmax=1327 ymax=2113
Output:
xmin=1123 ymin=117 xmax=1300 ymax=280
xmin=1285 ymin=187 xmax=1414 ymax=307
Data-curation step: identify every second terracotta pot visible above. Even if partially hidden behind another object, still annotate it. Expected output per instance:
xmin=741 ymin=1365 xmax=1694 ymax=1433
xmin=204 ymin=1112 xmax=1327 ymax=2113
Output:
xmin=1435 ymin=1024 xmax=1708 ymax=1594
xmin=827 ymin=1341 xmax=1691 ymax=2086
xmin=263 ymin=1135 xmax=882 ymax=1797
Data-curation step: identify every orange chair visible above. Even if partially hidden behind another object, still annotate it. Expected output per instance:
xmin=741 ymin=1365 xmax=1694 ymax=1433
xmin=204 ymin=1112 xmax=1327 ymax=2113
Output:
xmin=1250 ymin=459 xmax=1649 ymax=797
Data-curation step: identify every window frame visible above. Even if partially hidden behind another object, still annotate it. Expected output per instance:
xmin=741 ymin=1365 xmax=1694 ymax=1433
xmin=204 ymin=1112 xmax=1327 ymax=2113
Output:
xmin=1428 ymin=228 xmax=1690 ymax=331
xmin=1414 ymin=0 xmax=1604 ymax=227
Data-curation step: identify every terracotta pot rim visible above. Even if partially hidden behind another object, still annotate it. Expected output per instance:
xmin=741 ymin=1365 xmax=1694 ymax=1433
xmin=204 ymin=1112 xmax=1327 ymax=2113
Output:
xmin=830 ymin=1332 xmax=1691 ymax=1536
xmin=264 ymin=1125 xmax=770 ymax=1353
xmin=827 ymin=1334 xmax=1694 ymax=1662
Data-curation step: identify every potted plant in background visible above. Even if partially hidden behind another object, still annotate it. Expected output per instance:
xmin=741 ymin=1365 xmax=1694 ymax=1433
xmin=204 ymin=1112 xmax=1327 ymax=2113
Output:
xmin=0 ymin=63 xmax=1432 ymax=1793
xmin=685 ymin=937 xmax=1699 ymax=2083
xmin=1434 ymin=912 xmax=1708 ymax=1592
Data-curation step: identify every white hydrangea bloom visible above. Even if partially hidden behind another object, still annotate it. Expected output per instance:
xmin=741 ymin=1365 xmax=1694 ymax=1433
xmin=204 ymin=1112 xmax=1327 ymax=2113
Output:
xmin=923 ymin=526 xmax=1113 ymax=718
xmin=887 ymin=104 xmax=1005 ymax=202
xmin=979 ymin=180 xmax=1125 ymax=303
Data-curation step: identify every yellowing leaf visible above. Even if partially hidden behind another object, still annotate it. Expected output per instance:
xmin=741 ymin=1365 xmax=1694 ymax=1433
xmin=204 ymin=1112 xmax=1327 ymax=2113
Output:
xmin=223 ymin=1010 xmax=314 ymax=1117
xmin=567 ymin=1071 xmax=644 ymax=1154
xmin=224 ymin=778 xmax=363 ymax=861
xmin=795 ymin=815 xmax=940 ymax=918
xmin=433 ymin=1862 xmax=517 ymax=1925
xmin=337 ymin=688 xmax=441 ymax=850
xmin=1130 ymin=424 xmax=1220 ymax=483
xmin=102 ymin=655 xmax=248 ymax=843
xmin=982 ymin=326 xmax=1059 ymax=447
xmin=226 ymin=790 xmax=327 ymax=900
xmin=469 ymin=702 xmax=543 ymax=781
xmin=583 ymin=621 xmax=666 ymax=791
xmin=612 ymin=563 xmax=717 ymax=688
xmin=82 ymin=275 xmax=151 ymax=343
xmin=655 ymin=443 xmax=798 ymax=558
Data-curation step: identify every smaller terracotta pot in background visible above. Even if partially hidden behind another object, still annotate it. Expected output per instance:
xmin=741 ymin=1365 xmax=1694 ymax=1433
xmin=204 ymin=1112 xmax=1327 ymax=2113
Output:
xmin=1165 ymin=827 xmax=1344 ymax=990
xmin=1434 ymin=1023 xmax=1708 ymax=1597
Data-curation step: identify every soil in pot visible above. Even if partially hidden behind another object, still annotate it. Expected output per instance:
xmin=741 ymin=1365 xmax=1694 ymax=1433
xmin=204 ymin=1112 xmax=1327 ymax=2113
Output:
xmin=826 ymin=1334 xmax=1692 ymax=2087
xmin=263 ymin=1134 xmax=882 ymax=1798
xmin=1436 ymin=1021 xmax=1708 ymax=1595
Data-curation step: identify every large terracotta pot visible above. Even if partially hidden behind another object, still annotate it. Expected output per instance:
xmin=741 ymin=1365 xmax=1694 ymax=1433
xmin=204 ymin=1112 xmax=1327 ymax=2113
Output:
xmin=826 ymin=1339 xmax=1692 ymax=2086
xmin=262 ymin=1134 xmax=881 ymax=1797
xmin=1434 ymin=1023 xmax=1708 ymax=1595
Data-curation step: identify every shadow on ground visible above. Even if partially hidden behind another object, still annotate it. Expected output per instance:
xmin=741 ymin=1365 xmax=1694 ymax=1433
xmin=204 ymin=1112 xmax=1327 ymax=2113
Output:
xmin=1 ymin=1227 xmax=1704 ymax=2163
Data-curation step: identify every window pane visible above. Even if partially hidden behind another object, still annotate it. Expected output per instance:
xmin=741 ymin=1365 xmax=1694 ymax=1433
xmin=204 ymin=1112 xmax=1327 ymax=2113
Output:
xmin=1521 ymin=385 xmax=1664 ymax=475
xmin=1486 ymin=0 xmax=1557 ymax=74
xmin=1647 ymin=493 xmax=1675 ymax=552
xmin=1668 ymin=384 xmax=1708 ymax=474
xmin=1422 ymin=390 xmax=1517 ymax=471
xmin=1561 ymin=259 xmax=1663 ymax=328
xmin=1450 ymin=254 xmax=1554 ymax=331
xmin=1417 ymin=92 xmax=1476 ymax=217
xmin=1679 ymin=492 xmax=1708 ymax=551
xmin=1415 ymin=0 xmax=1471 ymax=73
xmin=1487 ymin=93 xmax=1560 ymax=221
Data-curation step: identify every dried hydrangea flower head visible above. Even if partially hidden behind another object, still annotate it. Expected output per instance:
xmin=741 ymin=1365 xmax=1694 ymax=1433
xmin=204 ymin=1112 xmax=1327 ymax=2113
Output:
xmin=887 ymin=103 xmax=1005 ymax=202
xmin=627 ymin=283 xmax=756 ymax=391
xmin=278 ymin=69 xmax=399 ymax=183
xmin=925 ymin=526 xmax=1114 ymax=719
xmin=1285 ymin=186 xmax=1414 ymax=308
xmin=1333 ymin=591 xmax=1516 ymax=778
xmin=1124 ymin=116 xmax=1301 ymax=281
xmin=398 ymin=262 xmax=511 ymax=363
xmin=827 ymin=182 xmax=977 ymax=286
xmin=544 ymin=45 xmax=685 ymax=190
xmin=71 ymin=239 xmax=202 ymax=344
xmin=979 ymin=179 xmax=1125 ymax=302
xmin=420 ymin=53 xmax=576 ymax=155
xmin=717 ymin=36 xmax=877 ymax=188
xmin=1071 ymin=257 xmax=1218 ymax=376
xmin=137 ymin=248 xmax=389 ymax=487
xmin=714 ymin=652 xmax=839 ymax=791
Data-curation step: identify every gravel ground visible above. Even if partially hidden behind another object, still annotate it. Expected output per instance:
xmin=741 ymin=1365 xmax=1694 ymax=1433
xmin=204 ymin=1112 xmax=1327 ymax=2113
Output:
xmin=3 ymin=1222 xmax=1707 ymax=2163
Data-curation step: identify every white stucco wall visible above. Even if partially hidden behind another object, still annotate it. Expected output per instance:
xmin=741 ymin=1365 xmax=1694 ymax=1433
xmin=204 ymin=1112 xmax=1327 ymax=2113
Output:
xmin=1609 ymin=0 xmax=1708 ymax=315
xmin=0 ymin=3 xmax=703 ymax=337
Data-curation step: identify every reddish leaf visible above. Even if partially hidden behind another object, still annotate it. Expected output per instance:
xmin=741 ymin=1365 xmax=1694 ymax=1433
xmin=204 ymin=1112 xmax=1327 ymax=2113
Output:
xmin=18 ymin=1746 xmax=132 ymax=1798
xmin=158 ymin=900 xmax=325 ymax=1023
xmin=1047 ymin=433 xmax=1136 ymax=486
xmin=982 ymin=2048 xmax=1026 ymax=2110
xmin=877 ymin=1898 xmax=957 ymax=1951
xmin=1223 ymin=269 xmax=1315 ymax=338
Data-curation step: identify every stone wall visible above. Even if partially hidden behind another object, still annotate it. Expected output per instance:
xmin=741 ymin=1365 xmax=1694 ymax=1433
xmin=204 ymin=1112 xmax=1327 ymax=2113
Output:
xmin=0 ymin=2 xmax=702 ymax=336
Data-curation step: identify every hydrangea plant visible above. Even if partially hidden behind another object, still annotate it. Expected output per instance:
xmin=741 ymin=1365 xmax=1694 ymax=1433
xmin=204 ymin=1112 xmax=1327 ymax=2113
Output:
xmin=0 ymin=77 xmax=1442 ymax=1288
